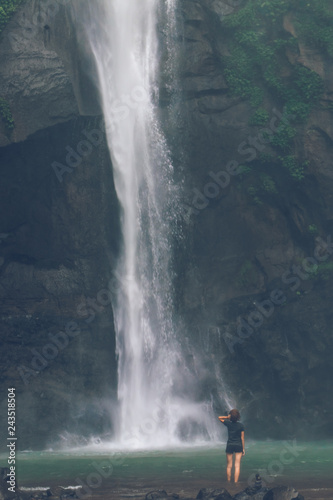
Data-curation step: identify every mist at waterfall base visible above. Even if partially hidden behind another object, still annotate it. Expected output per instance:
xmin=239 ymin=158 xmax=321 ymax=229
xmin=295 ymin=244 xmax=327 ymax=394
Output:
xmin=63 ymin=0 xmax=231 ymax=450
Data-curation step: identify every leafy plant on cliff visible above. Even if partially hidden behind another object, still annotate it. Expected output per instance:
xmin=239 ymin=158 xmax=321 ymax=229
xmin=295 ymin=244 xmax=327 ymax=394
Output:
xmin=270 ymin=123 xmax=296 ymax=151
xmin=315 ymin=262 xmax=333 ymax=280
xmin=279 ymin=155 xmax=306 ymax=180
xmin=0 ymin=0 xmax=26 ymax=36
xmin=294 ymin=2 xmax=333 ymax=58
xmin=222 ymin=0 xmax=329 ymax=191
xmin=308 ymin=224 xmax=318 ymax=235
xmin=0 ymin=97 xmax=14 ymax=132
xmin=247 ymin=186 xmax=263 ymax=206
xmin=260 ymin=173 xmax=277 ymax=193
xmin=249 ymin=108 xmax=270 ymax=126
xmin=237 ymin=260 xmax=259 ymax=288
xmin=222 ymin=2 xmax=325 ymax=117
xmin=0 ymin=1 xmax=26 ymax=133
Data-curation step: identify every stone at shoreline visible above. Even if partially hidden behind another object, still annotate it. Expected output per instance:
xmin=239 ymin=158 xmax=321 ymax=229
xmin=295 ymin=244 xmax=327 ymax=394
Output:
xmin=59 ymin=487 xmax=79 ymax=499
xmin=0 ymin=467 xmax=17 ymax=500
xmin=145 ymin=491 xmax=179 ymax=500
xmin=144 ymin=486 xmax=306 ymax=500
xmin=262 ymin=486 xmax=304 ymax=500
xmin=234 ymin=489 xmax=268 ymax=500
xmin=196 ymin=488 xmax=232 ymax=500
xmin=215 ymin=493 xmax=234 ymax=500
xmin=29 ymin=491 xmax=53 ymax=499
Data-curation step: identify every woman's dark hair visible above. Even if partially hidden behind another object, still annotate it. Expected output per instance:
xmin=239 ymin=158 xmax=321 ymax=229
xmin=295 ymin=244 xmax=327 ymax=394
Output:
xmin=229 ymin=409 xmax=240 ymax=422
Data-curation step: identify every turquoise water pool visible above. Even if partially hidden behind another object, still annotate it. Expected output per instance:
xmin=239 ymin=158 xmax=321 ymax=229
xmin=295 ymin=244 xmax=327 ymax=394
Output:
xmin=2 ymin=441 xmax=333 ymax=498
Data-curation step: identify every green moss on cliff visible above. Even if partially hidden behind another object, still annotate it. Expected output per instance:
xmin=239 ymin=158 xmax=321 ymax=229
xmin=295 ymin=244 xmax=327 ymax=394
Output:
xmin=0 ymin=1 xmax=26 ymax=133
xmin=248 ymin=109 xmax=270 ymax=126
xmin=237 ymin=259 xmax=259 ymax=288
xmin=224 ymin=0 xmax=333 ymax=55
xmin=295 ymin=2 xmax=333 ymax=57
xmin=0 ymin=0 xmax=26 ymax=36
xmin=222 ymin=0 xmax=330 ymax=195
xmin=223 ymin=1 xmax=326 ymax=118
xmin=0 ymin=97 xmax=14 ymax=132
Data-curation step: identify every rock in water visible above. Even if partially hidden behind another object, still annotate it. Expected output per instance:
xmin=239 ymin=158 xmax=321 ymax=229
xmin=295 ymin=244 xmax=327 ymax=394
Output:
xmin=145 ymin=491 xmax=169 ymax=500
xmin=196 ymin=489 xmax=214 ymax=499
xmin=145 ymin=492 xmax=180 ymax=500
xmin=263 ymin=486 xmax=300 ymax=500
xmin=60 ymin=487 xmax=79 ymax=499
xmin=196 ymin=488 xmax=232 ymax=500
xmin=233 ymin=493 xmax=250 ymax=500
xmin=255 ymin=474 xmax=263 ymax=490
xmin=0 ymin=467 xmax=18 ymax=500
xmin=28 ymin=491 xmax=53 ymax=500
xmin=234 ymin=487 xmax=269 ymax=500
xmin=215 ymin=491 xmax=233 ymax=500
xmin=252 ymin=491 xmax=270 ymax=500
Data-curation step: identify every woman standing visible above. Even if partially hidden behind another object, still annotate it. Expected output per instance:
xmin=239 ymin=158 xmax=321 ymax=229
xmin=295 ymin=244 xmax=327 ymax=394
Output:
xmin=219 ymin=409 xmax=245 ymax=483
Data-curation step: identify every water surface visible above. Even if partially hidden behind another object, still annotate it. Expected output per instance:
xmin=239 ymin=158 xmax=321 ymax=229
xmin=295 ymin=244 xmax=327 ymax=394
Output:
xmin=7 ymin=441 xmax=333 ymax=499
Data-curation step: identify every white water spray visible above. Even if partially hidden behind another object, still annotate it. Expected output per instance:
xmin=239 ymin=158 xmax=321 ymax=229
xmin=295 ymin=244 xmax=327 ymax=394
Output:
xmin=76 ymin=0 xmax=223 ymax=448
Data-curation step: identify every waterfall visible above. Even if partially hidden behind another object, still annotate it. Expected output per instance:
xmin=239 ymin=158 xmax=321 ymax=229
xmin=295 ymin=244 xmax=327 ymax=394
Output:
xmin=75 ymin=0 xmax=222 ymax=448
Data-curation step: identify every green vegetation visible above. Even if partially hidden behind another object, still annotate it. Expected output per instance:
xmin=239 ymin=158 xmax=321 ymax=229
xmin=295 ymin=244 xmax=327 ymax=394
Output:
xmin=222 ymin=1 xmax=326 ymax=117
xmin=249 ymin=108 xmax=270 ymax=126
xmin=294 ymin=2 xmax=333 ymax=58
xmin=308 ymin=224 xmax=318 ymax=235
xmin=270 ymin=123 xmax=297 ymax=151
xmin=0 ymin=97 xmax=14 ymax=132
xmin=237 ymin=260 xmax=259 ymax=287
xmin=247 ymin=186 xmax=263 ymax=205
xmin=316 ymin=261 xmax=333 ymax=279
xmin=260 ymin=173 xmax=277 ymax=193
xmin=0 ymin=1 xmax=26 ymax=133
xmin=0 ymin=0 xmax=26 ymax=36
xmin=222 ymin=0 xmax=331 ymax=199
xmin=238 ymin=165 xmax=253 ymax=176
xmin=307 ymin=261 xmax=333 ymax=281
xmin=279 ymin=155 xmax=306 ymax=180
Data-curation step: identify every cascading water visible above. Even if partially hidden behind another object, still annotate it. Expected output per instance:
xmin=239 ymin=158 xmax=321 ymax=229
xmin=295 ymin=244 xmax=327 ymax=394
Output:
xmin=75 ymin=0 xmax=228 ymax=448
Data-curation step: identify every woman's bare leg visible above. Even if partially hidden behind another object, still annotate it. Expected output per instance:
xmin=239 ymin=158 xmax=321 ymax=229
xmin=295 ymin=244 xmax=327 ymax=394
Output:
xmin=234 ymin=452 xmax=242 ymax=482
xmin=226 ymin=453 xmax=233 ymax=482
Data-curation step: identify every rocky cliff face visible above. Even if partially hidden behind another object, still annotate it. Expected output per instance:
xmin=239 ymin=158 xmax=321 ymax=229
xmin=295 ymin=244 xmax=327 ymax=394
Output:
xmin=175 ymin=0 xmax=333 ymax=438
xmin=0 ymin=0 xmax=332 ymax=449
xmin=0 ymin=0 xmax=119 ymax=449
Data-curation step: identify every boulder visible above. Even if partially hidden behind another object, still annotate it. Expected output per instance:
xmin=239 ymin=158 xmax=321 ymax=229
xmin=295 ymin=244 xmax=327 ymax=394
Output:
xmin=263 ymin=486 xmax=300 ymax=500
xmin=215 ymin=492 xmax=233 ymax=500
xmin=60 ymin=487 xmax=79 ymax=499
xmin=233 ymin=488 xmax=269 ymax=500
xmin=196 ymin=488 xmax=232 ymax=500
xmin=27 ymin=490 xmax=53 ymax=500
xmin=0 ymin=467 xmax=17 ymax=500
xmin=145 ymin=491 xmax=169 ymax=500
